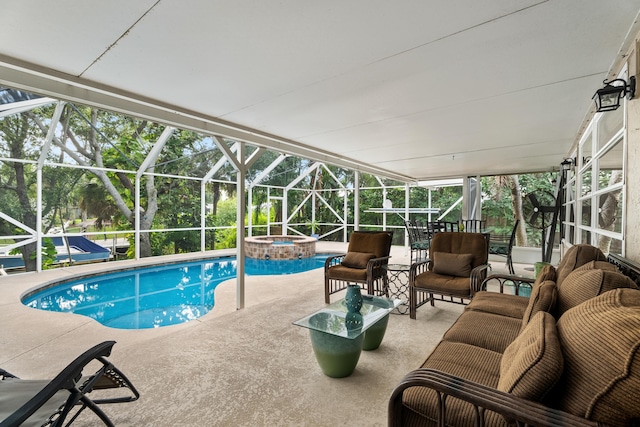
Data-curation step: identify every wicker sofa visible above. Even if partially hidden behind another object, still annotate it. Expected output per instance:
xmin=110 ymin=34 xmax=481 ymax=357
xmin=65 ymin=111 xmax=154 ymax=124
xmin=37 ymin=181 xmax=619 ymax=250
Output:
xmin=389 ymin=244 xmax=640 ymax=427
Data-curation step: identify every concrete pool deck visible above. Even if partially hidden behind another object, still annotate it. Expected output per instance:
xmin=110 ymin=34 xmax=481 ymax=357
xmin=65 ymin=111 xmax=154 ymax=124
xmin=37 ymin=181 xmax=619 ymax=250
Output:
xmin=0 ymin=242 xmax=532 ymax=426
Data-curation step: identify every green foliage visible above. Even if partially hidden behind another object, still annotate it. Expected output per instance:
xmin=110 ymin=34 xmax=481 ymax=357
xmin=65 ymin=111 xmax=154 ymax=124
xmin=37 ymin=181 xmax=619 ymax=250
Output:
xmin=9 ymin=238 xmax=57 ymax=269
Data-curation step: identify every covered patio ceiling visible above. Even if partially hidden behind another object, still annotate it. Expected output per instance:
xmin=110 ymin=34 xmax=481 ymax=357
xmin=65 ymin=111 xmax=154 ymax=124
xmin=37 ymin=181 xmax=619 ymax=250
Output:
xmin=2 ymin=1 xmax=639 ymax=182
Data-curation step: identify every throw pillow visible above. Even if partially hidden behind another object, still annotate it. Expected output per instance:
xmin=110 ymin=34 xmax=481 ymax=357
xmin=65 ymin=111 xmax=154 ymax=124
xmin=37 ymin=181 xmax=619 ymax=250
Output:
xmin=535 ymin=263 xmax=557 ymax=285
xmin=498 ymin=311 xmax=563 ymax=401
xmin=573 ymin=260 xmax=619 ymax=273
xmin=555 ymin=288 xmax=640 ymax=427
xmin=341 ymin=252 xmax=376 ymax=269
xmin=555 ymin=244 xmax=607 ymax=287
xmin=431 ymin=252 xmax=473 ymax=277
xmin=520 ymin=280 xmax=557 ymax=333
xmin=556 ymin=268 xmax=637 ymax=316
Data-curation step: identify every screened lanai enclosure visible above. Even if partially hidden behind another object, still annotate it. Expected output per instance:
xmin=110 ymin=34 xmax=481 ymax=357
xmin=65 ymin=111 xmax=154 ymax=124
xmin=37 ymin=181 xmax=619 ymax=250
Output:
xmin=1 ymin=88 xmax=482 ymax=274
xmin=2 ymin=83 xmax=628 ymax=313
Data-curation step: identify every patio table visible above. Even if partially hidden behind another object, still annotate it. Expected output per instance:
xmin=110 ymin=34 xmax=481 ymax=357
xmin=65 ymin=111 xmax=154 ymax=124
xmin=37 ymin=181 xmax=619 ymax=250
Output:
xmin=293 ymin=295 xmax=400 ymax=377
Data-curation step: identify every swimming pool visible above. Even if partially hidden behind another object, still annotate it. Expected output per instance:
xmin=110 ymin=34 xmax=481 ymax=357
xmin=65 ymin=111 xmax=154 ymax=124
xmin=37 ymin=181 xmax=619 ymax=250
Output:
xmin=22 ymin=255 xmax=332 ymax=330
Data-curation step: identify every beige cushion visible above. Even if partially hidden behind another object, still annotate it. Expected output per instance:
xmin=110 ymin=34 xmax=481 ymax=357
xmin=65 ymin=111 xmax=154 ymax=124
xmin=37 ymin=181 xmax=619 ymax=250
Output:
xmin=346 ymin=231 xmax=392 ymax=258
xmin=555 ymin=244 xmax=607 ymax=287
xmin=429 ymin=232 xmax=489 ymax=269
xmin=555 ymin=288 xmax=640 ymax=427
xmin=573 ymin=260 xmax=619 ymax=273
xmin=498 ymin=311 xmax=563 ymax=401
xmin=466 ymin=292 xmax=529 ymax=319
xmin=341 ymin=252 xmax=375 ymax=269
xmin=402 ymin=340 xmax=507 ymax=427
xmin=520 ymin=280 xmax=557 ymax=332
xmin=432 ymin=252 xmax=473 ymax=277
xmin=535 ymin=263 xmax=557 ymax=284
xmin=556 ymin=268 xmax=637 ymax=316
xmin=327 ymin=264 xmax=367 ymax=281
xmin=443 ymin=310 xmax=522 ymax=353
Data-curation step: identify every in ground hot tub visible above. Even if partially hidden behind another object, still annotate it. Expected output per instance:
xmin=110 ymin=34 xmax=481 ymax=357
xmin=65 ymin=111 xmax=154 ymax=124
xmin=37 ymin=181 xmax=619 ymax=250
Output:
xmin=245 ymin=235 xmax=316 ymax=260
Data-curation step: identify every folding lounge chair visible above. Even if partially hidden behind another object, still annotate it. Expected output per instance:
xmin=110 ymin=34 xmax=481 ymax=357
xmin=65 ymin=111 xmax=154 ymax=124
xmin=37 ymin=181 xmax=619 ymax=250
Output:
xmin=0 ymin=341 xmax=139 ymax=427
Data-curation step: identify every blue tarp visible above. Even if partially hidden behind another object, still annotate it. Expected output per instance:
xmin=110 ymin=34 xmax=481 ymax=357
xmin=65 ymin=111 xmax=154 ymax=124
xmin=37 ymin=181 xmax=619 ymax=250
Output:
xmin=50 ymin=236 xmax=110 ymax=254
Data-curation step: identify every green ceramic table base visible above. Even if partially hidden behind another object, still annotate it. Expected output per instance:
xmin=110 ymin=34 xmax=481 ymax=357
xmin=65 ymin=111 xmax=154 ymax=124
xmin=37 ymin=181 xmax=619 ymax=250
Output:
xmin=294 ymin=295 xmax=400 ymax=377
xmin=362 ymin=313 xmax=389 ymax=351
xmin=309 ymin=329 xmax=364 ymax=378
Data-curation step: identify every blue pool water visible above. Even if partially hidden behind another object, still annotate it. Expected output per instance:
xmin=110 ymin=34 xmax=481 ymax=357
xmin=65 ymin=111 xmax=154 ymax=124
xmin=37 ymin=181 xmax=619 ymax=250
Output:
xmin=23 ymin=255 xmax=332 ymax=330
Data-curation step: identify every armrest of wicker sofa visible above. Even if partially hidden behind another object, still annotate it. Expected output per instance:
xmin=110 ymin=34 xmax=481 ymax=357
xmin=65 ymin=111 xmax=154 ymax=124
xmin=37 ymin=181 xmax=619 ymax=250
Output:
xmin=388 ymin=368 xmax=602 ymax=427
xmin=481 ymin=273 xmax=536 ymax=295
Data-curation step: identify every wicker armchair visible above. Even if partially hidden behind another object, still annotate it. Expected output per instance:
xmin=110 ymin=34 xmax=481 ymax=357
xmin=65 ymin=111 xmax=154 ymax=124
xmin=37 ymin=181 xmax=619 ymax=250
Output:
xmin=409 ymin=232 xmax=490 ymax=318
xmin=324 ymin=230 xmax=393 ymax=303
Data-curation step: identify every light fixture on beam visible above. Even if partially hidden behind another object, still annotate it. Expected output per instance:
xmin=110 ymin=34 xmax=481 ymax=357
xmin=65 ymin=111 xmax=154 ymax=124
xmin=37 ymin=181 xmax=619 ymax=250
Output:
xmin=592 ymin=76 xmax=636 ymax=112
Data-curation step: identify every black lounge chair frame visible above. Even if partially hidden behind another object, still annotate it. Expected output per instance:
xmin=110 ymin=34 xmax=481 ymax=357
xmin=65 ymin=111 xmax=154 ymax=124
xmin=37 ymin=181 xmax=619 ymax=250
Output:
xmin=0 ymin=341 xmax=139 ymax=427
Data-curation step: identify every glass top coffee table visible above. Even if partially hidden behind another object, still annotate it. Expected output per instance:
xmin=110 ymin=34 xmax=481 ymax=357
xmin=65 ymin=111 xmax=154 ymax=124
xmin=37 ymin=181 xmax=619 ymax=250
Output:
xmin=294 ymin=295 xmax=400 ymax=377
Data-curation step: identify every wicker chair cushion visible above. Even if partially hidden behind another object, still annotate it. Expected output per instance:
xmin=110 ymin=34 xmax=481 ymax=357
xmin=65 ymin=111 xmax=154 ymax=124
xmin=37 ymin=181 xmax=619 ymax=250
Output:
xmin=555 ymin=288 xmax=640 ymax=427
xmin=326 ymin=264 xmax=367 ymax=282
xmin=556 ymin=268 xmax=637 ymax=316
xmin=465 ymin=265 xmax=555 ymax=320
xmin=498 ymin=311 xmax=563 ymax=401
xmin=465 ymin=292 xmax=529 ymax=318
xmin=431 ymin=252 xmax=473 ymax=277
xmin=429 ymin=232 xmax=488 ymax=269
xmin=555 ymin=244 xmax=607 ymax=287
xmin=341 ymin=252 xmax=376 ymax=269
xmin=413 ymin=272 xmax=473 ymax=297
xmin=347 ymin=232 xmax=392 ymax=259
xmin=401 ymin=341 xmax=507 ymax=427
xmin=442 ymin=310 xmax=522 ymax=353
xmin=520 ymin=280 xmax=557 ymax=332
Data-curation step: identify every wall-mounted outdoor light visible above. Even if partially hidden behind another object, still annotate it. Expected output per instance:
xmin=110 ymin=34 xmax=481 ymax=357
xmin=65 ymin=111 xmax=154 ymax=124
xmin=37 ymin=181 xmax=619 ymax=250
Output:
xmin=560 ymin=158 xmax=573 ymax=171
xmin=592 ymin=76 xmax=636 ymax=112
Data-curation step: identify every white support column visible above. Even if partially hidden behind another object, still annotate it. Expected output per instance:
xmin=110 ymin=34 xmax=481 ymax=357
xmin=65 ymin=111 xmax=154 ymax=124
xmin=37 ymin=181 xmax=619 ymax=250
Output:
xmin=247 ymin=186 xmax=253 ymax=237
xmin=282 ymin=191 xmax=288 ymax=235
xmin=463 ymin=176 xmax=482 ymax=220
xmin=213 ymin=136 xmax=247 ymax=310
xmin=236 ymin=143 xmax=246 ymax=310
xmin=382 ymin=186 xmax=388 ymax=231
xmin=405 ymin=183 xmax=410 ymax=255
xmin=475 ymin=176 xmax=482 ymax=219
xmin=353 ymin=172 xmax=360 ymax=236
xmin=201 ymin=180 xmax=207 ymax=251
xmin=267 ymin=187 xmax=271 ymax=236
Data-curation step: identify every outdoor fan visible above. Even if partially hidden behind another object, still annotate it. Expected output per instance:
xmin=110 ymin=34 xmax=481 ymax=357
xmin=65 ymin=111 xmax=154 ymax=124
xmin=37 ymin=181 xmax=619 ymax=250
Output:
xmin=522 ymin=191 xmax=557 ymax=261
